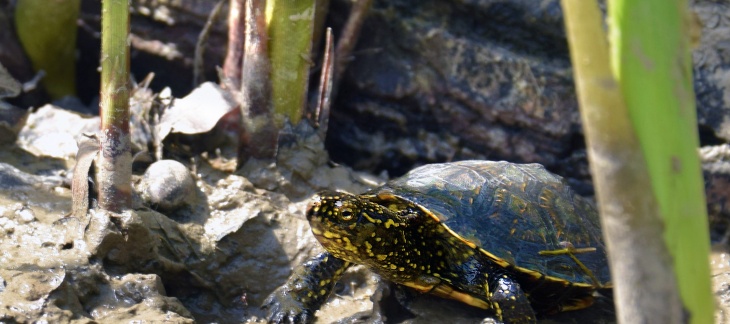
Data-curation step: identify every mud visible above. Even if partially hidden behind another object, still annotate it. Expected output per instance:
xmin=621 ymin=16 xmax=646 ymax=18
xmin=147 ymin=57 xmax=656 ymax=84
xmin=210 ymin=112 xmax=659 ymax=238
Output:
xmin=1 ymin=106 xmax=729 ymax=323
xmin=0 ymin=106 xmax=387 ymax=323
xmin=3 ymin=0 xmax=730 ymax=322
xmin=0 ymin=106 xmax=730 ymax=323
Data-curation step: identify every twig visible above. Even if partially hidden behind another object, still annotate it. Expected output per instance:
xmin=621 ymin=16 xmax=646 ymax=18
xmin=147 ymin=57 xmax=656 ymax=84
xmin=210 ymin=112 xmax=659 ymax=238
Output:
xmin=194 ymin=0 xmax=226 ymax=87
xmin=315 ymin=27 xmax=334 ymax=139
xmin=335 ymin=0 xmax=373 ymax=83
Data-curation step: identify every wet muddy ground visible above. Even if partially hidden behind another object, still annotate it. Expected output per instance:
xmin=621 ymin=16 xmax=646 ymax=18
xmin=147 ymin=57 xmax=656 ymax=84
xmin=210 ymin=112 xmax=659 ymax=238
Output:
xmin=3 ymin=0 xmax=730 ymax=322
xmin=0 ymin=105 xmax=729 ymax=323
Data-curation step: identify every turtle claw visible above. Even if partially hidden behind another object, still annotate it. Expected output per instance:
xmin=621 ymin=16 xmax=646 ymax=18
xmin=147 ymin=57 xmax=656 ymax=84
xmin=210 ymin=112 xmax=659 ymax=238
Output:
xmin=263 ymin=287 xmax=314 ymax=324
xmin=266 ymin=308 xmax=312 ymax=324
xmin=261 ymin=253 xmax=350 ymax=324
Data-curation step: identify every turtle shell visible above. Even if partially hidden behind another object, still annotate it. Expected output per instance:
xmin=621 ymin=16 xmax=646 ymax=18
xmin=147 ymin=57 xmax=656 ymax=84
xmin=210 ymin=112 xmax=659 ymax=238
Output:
xmin=373 ymin=160 xmax=610 ymax=286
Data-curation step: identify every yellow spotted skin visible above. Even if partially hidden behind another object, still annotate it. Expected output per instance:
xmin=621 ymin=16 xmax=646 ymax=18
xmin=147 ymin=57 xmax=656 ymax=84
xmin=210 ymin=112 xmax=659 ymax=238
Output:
xmin=265 ymin=161 xmax=610 ymax=324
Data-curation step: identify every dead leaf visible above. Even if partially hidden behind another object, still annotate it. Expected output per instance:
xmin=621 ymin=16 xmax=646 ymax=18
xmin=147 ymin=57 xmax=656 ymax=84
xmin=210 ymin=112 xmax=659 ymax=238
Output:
xmin=156 ymin=82 xmax=236 ymax=141
xmin=72 ymin=134 xmax=99 ymax=219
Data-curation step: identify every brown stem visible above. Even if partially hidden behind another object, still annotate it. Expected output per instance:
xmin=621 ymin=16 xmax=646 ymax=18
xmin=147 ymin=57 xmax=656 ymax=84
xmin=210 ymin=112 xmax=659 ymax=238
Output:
xmin=239 ymin=0 xmax=277 ymax=160
xmin=223 ymin=0 xmax=245 ymax=90
xmin=194 ymin=0 xmax=226 ymax=86
xmin=314 ymin=27 xmax=334 ymax=139
xmin=335 ymin=0 xmax=373 ymax=82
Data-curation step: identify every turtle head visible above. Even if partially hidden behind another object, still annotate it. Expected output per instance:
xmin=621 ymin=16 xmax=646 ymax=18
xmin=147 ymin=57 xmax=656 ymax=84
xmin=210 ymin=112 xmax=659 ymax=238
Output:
xmin=306 ymin=191 xmax=395 ymax=262
xmin=306 ymin=190 xmax=433 ymax=273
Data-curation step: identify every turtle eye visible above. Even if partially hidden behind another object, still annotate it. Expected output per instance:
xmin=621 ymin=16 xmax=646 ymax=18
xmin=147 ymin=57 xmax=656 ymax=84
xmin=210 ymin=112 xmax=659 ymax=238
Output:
xmin=340 ymin=208 xmax=354 ymax=220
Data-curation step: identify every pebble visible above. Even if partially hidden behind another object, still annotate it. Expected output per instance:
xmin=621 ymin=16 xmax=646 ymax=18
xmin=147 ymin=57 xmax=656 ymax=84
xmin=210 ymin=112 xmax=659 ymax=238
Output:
xmin=139 ymin=160 xmax=195 ymax=211
xmin=15 ymin=207 xmax=35 ymax=223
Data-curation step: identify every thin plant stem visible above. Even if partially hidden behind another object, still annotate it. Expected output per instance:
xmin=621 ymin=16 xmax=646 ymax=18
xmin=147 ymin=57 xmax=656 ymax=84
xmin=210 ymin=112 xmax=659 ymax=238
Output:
xmin=98 ymin=0 xmax=132 ymax=213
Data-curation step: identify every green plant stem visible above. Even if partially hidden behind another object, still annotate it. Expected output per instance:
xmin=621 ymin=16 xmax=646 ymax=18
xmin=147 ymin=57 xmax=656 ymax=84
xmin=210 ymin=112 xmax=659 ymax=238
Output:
xmin=98 ymin=0 xmax=131 ymax=213
xmin=561 ymin=0 xmax=685 ymax=322
xmin=608 ymin=1 xmax=712 ymax=322
xmin=266 ymin=0 xmax=317 ymax=125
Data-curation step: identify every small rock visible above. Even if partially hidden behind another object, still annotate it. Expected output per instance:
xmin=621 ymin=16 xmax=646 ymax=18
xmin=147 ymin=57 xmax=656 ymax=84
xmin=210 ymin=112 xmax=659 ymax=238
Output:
xmin=139 ymin=160 xmax=195 ymax=211
xmin=15 ymin=207 xmax=35 ymax=223
xmin=0 ymin=216 xmax=17 ymax=234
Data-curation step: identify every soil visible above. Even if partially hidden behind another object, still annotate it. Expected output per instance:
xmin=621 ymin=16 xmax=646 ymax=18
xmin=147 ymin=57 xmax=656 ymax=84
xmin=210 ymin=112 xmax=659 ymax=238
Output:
xmin=2 ymin=0 xmax=730 ymax=323
xmin=0 ymin=105 xmax=729 ymax=323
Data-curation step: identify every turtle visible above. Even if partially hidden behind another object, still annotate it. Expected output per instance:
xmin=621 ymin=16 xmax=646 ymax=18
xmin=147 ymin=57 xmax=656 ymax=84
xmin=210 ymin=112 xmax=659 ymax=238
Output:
xmin=264 ymin=160 xmax=611 ymax=323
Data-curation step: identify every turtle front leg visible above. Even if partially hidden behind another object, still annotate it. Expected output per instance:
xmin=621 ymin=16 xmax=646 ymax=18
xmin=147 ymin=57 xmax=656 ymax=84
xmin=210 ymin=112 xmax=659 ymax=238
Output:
xmin=487 ymin=274 xmax=536 ymax=324
xmin=263 ymin=252 xmax=351 ymax=324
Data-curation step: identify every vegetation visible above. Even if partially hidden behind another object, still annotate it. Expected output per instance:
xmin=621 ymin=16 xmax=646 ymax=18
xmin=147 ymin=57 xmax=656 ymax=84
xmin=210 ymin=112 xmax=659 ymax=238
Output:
xmin=97 ymin=0 xmax=132 ymax=212
xmin=266 ymin=0 xmax=318 ymax=126
xmin=561 ymin=0 xmax=712 ymax=322
xmin=14 ymin=0 xmax=80 ymax=99
xmin=608 ymin=1 xmax=712 ymax=322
